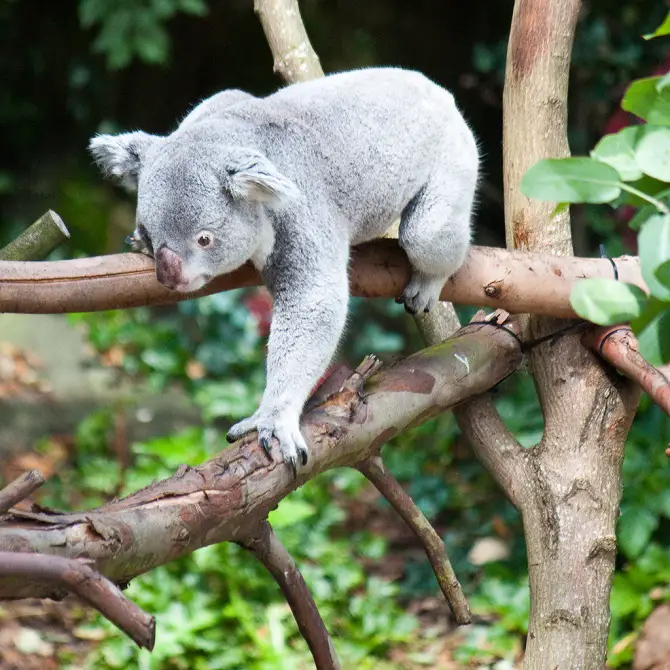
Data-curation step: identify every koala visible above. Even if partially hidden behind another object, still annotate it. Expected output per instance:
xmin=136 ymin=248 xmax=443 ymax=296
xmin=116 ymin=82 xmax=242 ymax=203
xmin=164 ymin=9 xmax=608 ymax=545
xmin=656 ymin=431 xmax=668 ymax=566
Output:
xmin=89 ymin=67 xmax=479 ymax=476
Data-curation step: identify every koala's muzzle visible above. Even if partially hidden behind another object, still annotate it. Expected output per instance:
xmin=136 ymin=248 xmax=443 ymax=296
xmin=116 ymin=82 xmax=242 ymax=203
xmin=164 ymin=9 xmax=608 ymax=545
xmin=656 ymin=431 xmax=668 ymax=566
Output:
xmin=155 ymin=245 xmax=185 ymax=290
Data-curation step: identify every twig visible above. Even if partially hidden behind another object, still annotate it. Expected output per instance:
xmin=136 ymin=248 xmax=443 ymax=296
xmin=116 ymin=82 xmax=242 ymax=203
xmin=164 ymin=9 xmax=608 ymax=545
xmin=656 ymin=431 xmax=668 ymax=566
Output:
xmin=0 ymin=210 xmax=70 ymax=261
xmin=357 ymin=456 xmax=471 ymax=625
xmin=239 ymin=522 xmax=340 ymax=670
xmin=0 ymin=552 xmax=154 ymax=649
xmin=0 ymin=470 xmax=45 ymax=514
xmin=0 ymin=241 xmax=644 ymax=318
xmin=583 ymin=326 xmax=670 ymax=417
xmin=254 ymin=0 xmax=324 ymax=82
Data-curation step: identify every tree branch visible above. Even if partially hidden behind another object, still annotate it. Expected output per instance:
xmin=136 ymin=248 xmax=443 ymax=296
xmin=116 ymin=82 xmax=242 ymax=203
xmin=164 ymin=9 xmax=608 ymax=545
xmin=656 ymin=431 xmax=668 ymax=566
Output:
xmin=0 ymin=553 xmax=154 ymax=649
xmin=0 ymin=470 xmax=45 ymax=514
xmin=0 ymin=210 xmax=70 ymax=261
xmin=583 ymin=326 xmax=670 ymax=418
xmin=0 ymin=241 xmax=643 ymax=317
xmin=239 ymin=522 xmax=341 ymax=670
xmin=357 ymin=456 xmax=471 ymax=624
xmin=254 ymin=0 xmax=323 ymax=82
xmin=0 ymin=319 xmax=522 ymax=600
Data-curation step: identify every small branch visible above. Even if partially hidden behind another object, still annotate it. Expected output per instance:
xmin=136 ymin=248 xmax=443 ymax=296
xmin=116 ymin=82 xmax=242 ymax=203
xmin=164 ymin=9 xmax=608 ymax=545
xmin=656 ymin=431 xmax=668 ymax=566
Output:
xmin=0 ymin=552 xmax=154 ymax=649
xmin=0 ymin=241 xmax=644 ymax=318
xmin=0 ymin=211 xmax=70 ymax=261
xmin=254 ymin=0 xmax=324 ymax=82
xmin=583 ymin=326 xmax=670 ymax=417
xmin=239 ymin=522 xmax=340 ymax=670
xmin=357 ymin=456 xmax=471 ymax=625
xmin=0 ymin=470 xmax=45 ymax=514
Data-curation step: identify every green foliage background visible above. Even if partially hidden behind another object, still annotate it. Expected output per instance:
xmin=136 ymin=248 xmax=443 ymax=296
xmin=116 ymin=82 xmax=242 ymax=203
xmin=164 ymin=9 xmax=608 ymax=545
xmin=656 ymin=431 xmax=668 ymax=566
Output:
xmin=2 ymin=1 xmax=670 ymax=668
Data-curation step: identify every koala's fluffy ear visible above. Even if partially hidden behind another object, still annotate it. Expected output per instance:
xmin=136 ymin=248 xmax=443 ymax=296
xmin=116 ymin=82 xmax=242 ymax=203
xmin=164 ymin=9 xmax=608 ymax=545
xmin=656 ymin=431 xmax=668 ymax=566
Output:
xmin=88 ymin=131 xmax=158 ymax=191
xmin=226 ymin=150 xmax=300 ymax=206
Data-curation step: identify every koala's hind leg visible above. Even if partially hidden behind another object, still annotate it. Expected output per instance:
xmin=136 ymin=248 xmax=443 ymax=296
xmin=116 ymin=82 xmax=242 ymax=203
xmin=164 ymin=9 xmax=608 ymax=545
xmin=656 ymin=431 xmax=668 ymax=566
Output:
xmin=398 ymin=168 xmax=476 ymax=314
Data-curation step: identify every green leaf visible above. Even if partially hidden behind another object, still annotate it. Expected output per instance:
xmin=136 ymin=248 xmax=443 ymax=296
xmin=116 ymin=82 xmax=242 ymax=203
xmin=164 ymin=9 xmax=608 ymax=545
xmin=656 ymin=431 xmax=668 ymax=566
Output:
xmin=643 ymin=11 xmax=670 ymax=40
xmin=630 ymin=296 xmax=668 ymax=334
xmin=177 ymin=0 xmax=209 ymax=15
xmin=655 ymin=489 xmax=670 ymax=519
xmin=658 ymin=72 xmax=670 ymax=93
xmin=591 ymin=127 xmax=644 ymax=181
xmin=618 ymin=507 xmax=658 ymax=559
xmin=520 ymin=157 xmax=622 ymax=204
xmin=628 ymin=188 xmax=670 ymax=229
xmin=638 ymin=214 xmax=670 ymax=301
xmin=622 ymin=77 xmax=670 ymax=125
xmin=655 ymin=259 xmax=670 ymax=289
xmin=637 ymin=311 xmax=670 ymax=365
xmin=636 ymin=128 xmax=670 ymax=181
xmin=570 ymin=278 xmax=647 ymax=326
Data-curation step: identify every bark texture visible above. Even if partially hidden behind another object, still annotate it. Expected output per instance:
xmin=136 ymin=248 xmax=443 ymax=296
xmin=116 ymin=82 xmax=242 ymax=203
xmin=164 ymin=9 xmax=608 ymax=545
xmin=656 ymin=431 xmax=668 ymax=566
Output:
xmin=503 ymin=0 xmax=641 ymax=666
xmin=254 ymin=0 xmax=323 ymax=82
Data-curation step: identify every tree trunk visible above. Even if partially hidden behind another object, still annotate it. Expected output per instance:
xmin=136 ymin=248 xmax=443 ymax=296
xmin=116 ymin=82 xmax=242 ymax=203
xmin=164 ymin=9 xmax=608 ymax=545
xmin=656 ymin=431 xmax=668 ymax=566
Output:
xmin=502 ymin=0 xmax=641 ymax=666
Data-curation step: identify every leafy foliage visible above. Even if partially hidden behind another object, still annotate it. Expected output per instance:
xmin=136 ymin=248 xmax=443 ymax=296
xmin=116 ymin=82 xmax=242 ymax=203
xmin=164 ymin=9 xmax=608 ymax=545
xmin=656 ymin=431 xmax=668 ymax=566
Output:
xmin=521 ymin=65 xmax=670 ymax=363
xmin=78 ymin=0 xmax=209 ymax=69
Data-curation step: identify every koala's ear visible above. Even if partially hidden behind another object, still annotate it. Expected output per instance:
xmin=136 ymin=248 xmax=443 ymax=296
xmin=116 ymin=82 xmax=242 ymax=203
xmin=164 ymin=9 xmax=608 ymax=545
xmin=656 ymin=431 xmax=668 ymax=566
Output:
xmin=226 ymin=150 xmax=300 ymax=206
xmin=88 ymin=131 xmax=158 ymax=191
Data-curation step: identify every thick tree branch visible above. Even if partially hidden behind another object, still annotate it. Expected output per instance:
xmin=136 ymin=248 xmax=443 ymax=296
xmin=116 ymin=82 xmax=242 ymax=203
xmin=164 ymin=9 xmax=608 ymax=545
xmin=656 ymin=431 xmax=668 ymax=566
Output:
xmin=501 ymin=0 xmax=641 ymax=667
xmin=0 ymin=320 xmax=522 ymax=600
xmin=0 ymin=241 xmax=643 ymax=317
xmin=0 ymin=553 xmax=155 ymax=649
xmin=357 ymin=456 xmax=471 ymax=624
xmin=239 ymin=522 xmax=340 ymax=670
xmin=0 ymin=210 xmax=70 ymax=261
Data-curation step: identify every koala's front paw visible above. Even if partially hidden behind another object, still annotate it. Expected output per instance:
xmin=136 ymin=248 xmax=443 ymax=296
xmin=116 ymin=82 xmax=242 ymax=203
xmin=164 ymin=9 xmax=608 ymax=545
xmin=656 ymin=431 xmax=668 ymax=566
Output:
xmin=227 ymin=410 xmax=309 ymax=477
xmin=396 ymin=271 xmax=446 ymax=314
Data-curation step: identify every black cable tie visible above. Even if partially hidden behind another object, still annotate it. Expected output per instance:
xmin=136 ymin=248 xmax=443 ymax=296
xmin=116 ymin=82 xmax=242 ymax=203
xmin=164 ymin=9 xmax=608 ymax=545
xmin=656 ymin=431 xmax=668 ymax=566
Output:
xmin=599 ymin=243 xmax=619 ymax=280
xmin=597 ymin=327 xmax=633 ymax=356
xmin=466 ymin=320 xmax=523 ymax=348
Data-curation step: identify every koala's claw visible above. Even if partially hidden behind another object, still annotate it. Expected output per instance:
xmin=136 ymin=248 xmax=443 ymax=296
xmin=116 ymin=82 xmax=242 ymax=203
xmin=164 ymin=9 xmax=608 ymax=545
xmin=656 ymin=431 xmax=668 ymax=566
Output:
xmin=400 ymin=271 xmax=445 ymax=314
xmin=226 ymin=414 xmax=258 ymax=443
xmin=228 ymin=411 xmax=309 ymax=477
xmin=259 ymin=436 xmax=273 ymax=459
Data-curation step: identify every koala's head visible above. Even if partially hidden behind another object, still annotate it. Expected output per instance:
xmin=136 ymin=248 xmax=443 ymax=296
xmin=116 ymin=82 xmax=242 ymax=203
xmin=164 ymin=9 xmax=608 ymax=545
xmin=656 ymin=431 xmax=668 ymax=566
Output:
xmin=89 ymin=130 xmax=299 ymax=293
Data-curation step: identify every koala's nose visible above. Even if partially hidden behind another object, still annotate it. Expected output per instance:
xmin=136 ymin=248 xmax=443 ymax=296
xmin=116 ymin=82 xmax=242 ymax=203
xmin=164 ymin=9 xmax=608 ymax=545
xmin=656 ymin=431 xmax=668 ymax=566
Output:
xmin=155 ymin=245 xmax=184 ymax=290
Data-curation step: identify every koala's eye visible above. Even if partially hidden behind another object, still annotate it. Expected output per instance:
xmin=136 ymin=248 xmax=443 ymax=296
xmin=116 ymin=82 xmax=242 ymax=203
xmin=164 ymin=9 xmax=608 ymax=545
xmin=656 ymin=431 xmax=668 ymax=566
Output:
xmin=196 ymin=231 xmax=214 ymax=249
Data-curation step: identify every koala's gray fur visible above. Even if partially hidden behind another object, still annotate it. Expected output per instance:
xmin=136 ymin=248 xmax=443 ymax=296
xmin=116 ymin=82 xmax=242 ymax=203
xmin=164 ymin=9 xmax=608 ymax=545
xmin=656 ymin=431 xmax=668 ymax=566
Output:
xmin=89 ymin=67 xmax=479 ymax=475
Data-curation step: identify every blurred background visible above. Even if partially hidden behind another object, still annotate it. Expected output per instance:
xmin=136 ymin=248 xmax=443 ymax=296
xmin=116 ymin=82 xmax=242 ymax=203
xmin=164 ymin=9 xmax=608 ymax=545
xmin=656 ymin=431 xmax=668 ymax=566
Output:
xmin=1 ymin=1 xmax=670 ymax=668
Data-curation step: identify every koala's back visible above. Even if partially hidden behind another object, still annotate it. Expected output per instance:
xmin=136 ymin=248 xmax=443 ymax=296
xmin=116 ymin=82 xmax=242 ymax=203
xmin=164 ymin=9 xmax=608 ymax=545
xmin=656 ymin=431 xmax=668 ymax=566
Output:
xmin=182 ymin=68 xmax=478 ymax=243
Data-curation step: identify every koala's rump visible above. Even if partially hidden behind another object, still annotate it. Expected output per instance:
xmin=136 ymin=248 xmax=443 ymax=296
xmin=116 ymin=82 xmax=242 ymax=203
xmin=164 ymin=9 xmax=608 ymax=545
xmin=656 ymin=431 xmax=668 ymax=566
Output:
xmin=227 ymin=68 xmax=477 ymax=244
